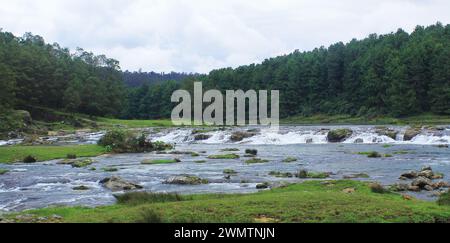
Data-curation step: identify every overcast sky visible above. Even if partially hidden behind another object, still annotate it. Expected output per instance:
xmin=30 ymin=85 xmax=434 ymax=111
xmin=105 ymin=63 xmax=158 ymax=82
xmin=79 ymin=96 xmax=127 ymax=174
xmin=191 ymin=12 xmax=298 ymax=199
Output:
xmin=0 ymin=0 xmax=449 ymax=73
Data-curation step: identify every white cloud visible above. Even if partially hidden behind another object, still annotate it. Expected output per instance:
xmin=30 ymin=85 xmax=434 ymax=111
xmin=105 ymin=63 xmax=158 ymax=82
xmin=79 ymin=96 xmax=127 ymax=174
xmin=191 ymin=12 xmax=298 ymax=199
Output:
xmin=1 ymin=0 xmax=449 ymax=73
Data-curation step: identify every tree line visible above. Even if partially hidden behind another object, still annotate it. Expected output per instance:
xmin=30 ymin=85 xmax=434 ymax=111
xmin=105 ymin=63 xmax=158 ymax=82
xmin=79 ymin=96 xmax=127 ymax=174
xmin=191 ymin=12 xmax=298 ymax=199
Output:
xmin=0 ymin=30 xmax=126 ymax=117
xmin=1 ymin=23 xmax=449 ymax=123
xmin=196 ymin=23 xmax=450 ymax=118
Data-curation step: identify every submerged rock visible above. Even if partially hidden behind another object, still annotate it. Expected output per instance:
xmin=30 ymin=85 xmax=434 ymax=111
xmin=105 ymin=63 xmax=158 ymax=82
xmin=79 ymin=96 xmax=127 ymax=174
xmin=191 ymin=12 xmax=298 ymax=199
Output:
xmin=327 ymin=129 xmax=353 ymax=143
xmin=194 ymin=134 xmax=212 ymax=141
xmin=100 ymin=176 xmax=143 ymax=192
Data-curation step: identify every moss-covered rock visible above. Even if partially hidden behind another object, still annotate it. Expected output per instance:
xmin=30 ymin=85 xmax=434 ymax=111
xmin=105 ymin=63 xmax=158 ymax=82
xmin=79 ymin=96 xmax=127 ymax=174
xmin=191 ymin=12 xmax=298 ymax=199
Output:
xmin=404 ymin=128 xmax=421 ymax=141
xmin=245 ymin=149 xmax=258 ymax=156
xmin=72 ymin=159 xmax=95 ymax=168
xmin=141 ymin=159 xmax=181 ymax=165
xmin=164 ymin=175 xmax=209 ymax=185
xmin=282 ymin=157 xmax=298 ymax=163
xmin=207 ymin=154 xmax=240 ymax=160
xmin=0 ymin=169 xmax=9 ymax=175
xmin=327 ymin=129 xmax=353 ymax=143
xmin=223 ymin=169 xmax=238 ymax=175
xmin=245 ymin=158 xmax=269 ymax=164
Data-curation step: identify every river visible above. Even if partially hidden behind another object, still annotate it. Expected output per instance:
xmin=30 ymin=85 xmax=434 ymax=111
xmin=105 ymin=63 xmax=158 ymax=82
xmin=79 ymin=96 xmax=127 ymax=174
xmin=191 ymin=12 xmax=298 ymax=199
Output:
xmin=0 ymin=125 xmax=449 ymax=212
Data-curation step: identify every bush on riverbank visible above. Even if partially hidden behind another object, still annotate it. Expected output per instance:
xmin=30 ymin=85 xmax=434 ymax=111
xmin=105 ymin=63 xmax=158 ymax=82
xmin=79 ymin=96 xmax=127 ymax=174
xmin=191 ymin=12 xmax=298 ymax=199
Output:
xmin=98 ymin=130 xmax=173 ymax=153
xmin=437 ymin=191 xmax=450 ymax=206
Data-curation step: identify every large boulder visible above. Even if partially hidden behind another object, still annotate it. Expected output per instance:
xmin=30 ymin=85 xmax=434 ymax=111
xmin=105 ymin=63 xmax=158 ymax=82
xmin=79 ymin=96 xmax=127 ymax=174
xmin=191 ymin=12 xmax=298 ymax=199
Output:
xmin=164 ymin=175 xmax=209 ymax=185
xmin=230 ymin=131 xmax=257 ymax=142
xmin=400 ymin=171 xmax=418 ymax=179
xmin=327 ymin=129 xmax=353 ymax=143
xmin=404 ymin=128 xmax=421 ymax=141
xmin=100 ymin=176 xmax=143 ymax=192
xmin=411 ymin=177 xmax=433 ymax=189
xmin=376 ymin=128 xmax=398 ymax=140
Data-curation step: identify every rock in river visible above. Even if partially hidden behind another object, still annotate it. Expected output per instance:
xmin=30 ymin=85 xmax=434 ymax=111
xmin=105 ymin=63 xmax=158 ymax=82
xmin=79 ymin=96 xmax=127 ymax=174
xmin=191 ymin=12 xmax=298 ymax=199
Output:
xmin=100 ymin=176 xmax=143 ymax=192
xmin=164 ymin=175 xmax=209 ymax=185
xmin=327 ymin=129 xmax=353 ymax=143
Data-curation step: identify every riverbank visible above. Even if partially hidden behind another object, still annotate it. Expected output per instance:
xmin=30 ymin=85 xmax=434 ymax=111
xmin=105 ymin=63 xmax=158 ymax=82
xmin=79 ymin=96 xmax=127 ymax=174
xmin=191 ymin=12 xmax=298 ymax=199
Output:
xmin=0 ymin=145 xmax=107 ymax=164
xmin=4 ymin=180 xmax=450 ymax=223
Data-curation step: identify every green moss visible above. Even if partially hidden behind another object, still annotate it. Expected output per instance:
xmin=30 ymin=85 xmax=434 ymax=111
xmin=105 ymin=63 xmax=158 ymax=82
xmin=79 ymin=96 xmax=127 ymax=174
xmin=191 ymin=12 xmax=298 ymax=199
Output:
xmin=245 ymin=158 xmax=269 ymax=164
xmin=357 ymin=151 xmax=383 ymax=158
xmin=207 ymin=154 xmax=240 ymax=160
xmin=0 ymin=169 xmax=9 ymax=175
xmin=282 ymin=157 xmax=298 ymax=163
xmin=102 ymin=167 xmax=119 ymax=172
xmin=141 ymin=159 xmax=181 ymax=165
xmin=223 ymin=169 xmax=238 ymax=175
xmin=17 ymin=180 xmax=450 ymax=223
xmin=0 ymin=145 xmax=107 ymax=164
xmin=190 ymin=152 xmax=200 ymax=157
xmin=72 ymin=159 xmax=95 ymax=168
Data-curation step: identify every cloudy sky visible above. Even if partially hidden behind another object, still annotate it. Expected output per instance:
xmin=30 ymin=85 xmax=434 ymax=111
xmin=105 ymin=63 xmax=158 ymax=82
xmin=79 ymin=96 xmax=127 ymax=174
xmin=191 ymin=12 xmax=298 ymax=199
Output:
xmin=1 ymin=0 xmax=449 ymax=73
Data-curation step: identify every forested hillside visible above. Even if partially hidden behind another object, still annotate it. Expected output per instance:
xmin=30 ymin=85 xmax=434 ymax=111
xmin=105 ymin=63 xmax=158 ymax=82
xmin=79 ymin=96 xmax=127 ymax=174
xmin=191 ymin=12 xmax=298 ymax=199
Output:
xmin=198 ymin=23 xmax=450 ymax=118
xmin=1 ymin=23 xmax=449 ymax=126
xmin=0 ymin=30 xmax=126 ymax=117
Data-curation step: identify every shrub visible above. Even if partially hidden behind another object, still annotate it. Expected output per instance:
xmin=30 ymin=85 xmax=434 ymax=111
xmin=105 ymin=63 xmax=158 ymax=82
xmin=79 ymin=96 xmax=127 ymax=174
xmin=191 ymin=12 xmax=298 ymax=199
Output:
xmin=369 ymin=183 xmax=387 ymax=194
xmin=437 ymin=191 xmax=450 ymax=206
xmin=23 ymin=155 xmax=37 ymax=163
xmin=115 ymin=192 xmax=185 ymax=206
xmin=137 ymin=208 xmax=163 ymax=223
xmin=98 ymin=130 xmax=173 ymax=153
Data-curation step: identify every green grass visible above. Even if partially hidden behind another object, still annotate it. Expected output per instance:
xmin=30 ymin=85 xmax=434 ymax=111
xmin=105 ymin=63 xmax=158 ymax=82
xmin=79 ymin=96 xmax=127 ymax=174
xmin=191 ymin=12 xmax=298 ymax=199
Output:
xmin=141 ymin=159 xmax=180 ymax=165
xmin=207 ymin=154 xmax=240 ymax=160
xmin=97 ymin=118 xmax=174 ymax=128
xmin=0 ymin=145 xmax=107 ymax=164
xmin=0 ymin=169 xmax=9 ymax=175
xmin=282 ymin=114 xmax=450 ymax=125
xmin=13 ymin=180 xmax=450 ymax=223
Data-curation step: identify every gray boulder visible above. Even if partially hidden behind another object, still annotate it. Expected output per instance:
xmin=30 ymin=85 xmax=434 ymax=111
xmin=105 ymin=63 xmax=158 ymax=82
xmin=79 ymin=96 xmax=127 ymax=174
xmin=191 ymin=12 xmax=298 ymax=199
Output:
xmin=100 ymin=176 xmax=143 ymax=192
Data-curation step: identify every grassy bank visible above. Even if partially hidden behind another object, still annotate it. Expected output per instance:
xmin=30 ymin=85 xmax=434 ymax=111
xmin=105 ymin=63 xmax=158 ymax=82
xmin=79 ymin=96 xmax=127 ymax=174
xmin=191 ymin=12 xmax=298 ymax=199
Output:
xmin=96 ymin=118 xmax=173 ymax=128
xmin=11 ymin=181 xmax=450 ymax=223
xmin=282 ymin=114 xmax=450 ymax=125
xmin=0 ymin=145 xmax=107 ymax=164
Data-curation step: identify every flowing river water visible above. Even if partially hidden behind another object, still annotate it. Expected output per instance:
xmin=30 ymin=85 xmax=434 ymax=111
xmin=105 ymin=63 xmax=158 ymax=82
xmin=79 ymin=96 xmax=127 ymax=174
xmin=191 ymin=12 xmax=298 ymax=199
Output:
xmin=0 ymin=125 xmax=449 ymax=212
